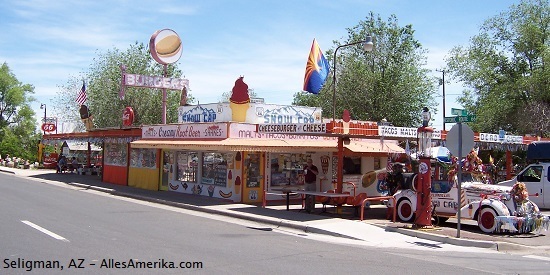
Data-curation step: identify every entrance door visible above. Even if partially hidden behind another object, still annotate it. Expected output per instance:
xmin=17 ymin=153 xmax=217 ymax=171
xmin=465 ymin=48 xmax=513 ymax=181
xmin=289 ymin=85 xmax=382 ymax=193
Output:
xmin=242 ymin=152 xmax=264 ymax=203
xmin=160 ymin=150 xmax=174 ymax=191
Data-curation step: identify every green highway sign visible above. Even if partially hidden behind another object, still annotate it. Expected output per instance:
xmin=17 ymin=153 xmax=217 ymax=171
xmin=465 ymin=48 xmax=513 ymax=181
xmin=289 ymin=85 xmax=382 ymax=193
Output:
xmin=444 ymin=115 xmax=477 ymax=123
xmin=451 ymin=108 xmax=469 ymax=116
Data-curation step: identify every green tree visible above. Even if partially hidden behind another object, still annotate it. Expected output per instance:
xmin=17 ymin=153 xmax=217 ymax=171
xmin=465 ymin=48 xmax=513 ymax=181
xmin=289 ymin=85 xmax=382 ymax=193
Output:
xmin=446 ymin=0 xmax=550 ymax=136
xmin=293 ymin=12 xmax=436 ymax=127
xmin=53 ymin=42 xmax=194 ymax=129
xmin=0 ymin=62 xmax=40 ymax=161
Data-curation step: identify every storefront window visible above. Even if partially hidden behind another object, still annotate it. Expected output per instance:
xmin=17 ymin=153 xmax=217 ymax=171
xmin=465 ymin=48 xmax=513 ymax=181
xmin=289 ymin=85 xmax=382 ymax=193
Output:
xmin=269 ymin=153 xmax=308 ymax=186
xmin=201 ymin=152 xmax=228 ymax=186
xmin=177 ymin=151 xmax=198 ymax=183
xmin=130 ymin=148 xmax=157 ymax=169
xmin=104 ymin=143 xmax=127 ymax=167
xmin=343 ymin=156 xmax=361 ymax=174
xmin=245 ymin=153 xmax=261 ymax=188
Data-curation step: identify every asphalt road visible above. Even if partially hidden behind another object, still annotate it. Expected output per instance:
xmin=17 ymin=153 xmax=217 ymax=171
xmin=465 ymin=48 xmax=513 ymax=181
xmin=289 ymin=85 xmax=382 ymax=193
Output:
xmin=2 ymin=173 xmax=550 ymax=274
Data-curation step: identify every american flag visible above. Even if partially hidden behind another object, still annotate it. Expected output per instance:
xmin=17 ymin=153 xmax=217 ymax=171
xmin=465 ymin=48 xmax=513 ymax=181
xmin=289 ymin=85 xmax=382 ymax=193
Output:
xmin=76 ymin=81 xmax=87 ymax=105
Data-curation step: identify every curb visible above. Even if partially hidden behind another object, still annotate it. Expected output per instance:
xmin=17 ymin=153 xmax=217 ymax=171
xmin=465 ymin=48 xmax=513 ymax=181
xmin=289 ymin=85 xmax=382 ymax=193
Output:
xmin=0 ymin=168 xmax=15 ymax=175
xmin=68 ymin=182 xmax=116 ymax=193
xmin=369 ymin=222 xmax=499 ymax=249
xmin=387 ymin=226 xmax=498 ymax=249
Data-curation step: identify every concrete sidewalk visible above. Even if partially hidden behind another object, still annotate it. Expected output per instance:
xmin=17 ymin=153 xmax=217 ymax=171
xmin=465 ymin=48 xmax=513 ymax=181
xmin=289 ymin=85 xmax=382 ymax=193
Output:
xmin=0 ymin=166 xmax=537 ymax=251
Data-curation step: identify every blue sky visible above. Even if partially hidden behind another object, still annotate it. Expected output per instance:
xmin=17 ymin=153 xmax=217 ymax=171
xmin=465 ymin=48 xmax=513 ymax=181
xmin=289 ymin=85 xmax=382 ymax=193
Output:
xmin=0 ymin=0 xmax=519 ymax=131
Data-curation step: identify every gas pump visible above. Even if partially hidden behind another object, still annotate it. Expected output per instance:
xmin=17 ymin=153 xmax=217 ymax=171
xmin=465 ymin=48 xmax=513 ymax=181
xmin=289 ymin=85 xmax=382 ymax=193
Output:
xmin=415 ymin=108 xmax=433 ymax=227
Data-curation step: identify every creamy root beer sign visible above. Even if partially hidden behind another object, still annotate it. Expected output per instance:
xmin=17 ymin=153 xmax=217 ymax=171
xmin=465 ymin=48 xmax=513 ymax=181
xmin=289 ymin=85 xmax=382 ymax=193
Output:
xmin=141 ymin=123 xmax=228 ymax=139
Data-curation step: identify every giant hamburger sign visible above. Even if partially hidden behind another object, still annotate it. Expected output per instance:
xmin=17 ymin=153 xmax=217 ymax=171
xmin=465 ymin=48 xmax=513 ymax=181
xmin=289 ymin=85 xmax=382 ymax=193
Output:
xmin=149 ymin=29 xmax=182 ymax=65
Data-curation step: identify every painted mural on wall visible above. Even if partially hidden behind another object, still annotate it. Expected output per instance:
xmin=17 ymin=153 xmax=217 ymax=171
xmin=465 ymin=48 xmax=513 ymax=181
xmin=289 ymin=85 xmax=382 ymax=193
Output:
xmin=165 ymin=151 xmax=241 ymax=202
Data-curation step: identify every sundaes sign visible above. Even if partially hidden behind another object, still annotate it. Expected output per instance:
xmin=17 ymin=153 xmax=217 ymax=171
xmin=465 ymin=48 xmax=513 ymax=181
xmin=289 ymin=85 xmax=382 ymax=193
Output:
xmin=142 ymin=123 xmax=228 ymax=139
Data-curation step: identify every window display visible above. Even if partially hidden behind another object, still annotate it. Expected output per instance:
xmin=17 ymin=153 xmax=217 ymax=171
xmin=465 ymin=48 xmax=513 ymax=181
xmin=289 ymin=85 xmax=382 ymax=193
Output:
xmin=129 ymin=148 xmax=157 ymax=169
xmin=201 ymin=152 xmax=228 ymax=186
xmin=177 ymin=151 xmax=198 ymax=183
xmin=246 ymin=153 xmax=261 ymax=188
xmin=269 ymin=153 xmax=308 ymax=186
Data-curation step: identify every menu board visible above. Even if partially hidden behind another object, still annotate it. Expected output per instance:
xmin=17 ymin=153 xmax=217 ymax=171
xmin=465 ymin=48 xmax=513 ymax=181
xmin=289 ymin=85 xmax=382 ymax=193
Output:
xmin=214 ymin=162 xmax=227 ymax=186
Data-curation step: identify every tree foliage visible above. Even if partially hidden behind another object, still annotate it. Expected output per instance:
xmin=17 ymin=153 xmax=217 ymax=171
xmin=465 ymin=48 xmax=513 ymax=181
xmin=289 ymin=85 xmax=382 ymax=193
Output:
xmin=446 ymin=0 xmax=550 ymax=136
xmin=293 ymin=12 xmax=436 ymax=127
xmin=0 ymin=62 xmax=40 ymax=160
xmin=53 ymin=42 xmax=194 ymax=129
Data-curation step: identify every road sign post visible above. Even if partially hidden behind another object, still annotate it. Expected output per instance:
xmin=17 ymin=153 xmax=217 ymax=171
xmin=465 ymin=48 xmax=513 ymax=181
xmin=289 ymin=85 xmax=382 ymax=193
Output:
xmin=446 ymin=123 xmax=475 ymax=238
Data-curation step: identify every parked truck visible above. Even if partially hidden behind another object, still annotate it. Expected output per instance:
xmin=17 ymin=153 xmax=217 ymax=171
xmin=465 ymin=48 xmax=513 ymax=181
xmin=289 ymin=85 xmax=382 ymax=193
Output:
xmin=499 ymin=141 xmax=550 ymax=209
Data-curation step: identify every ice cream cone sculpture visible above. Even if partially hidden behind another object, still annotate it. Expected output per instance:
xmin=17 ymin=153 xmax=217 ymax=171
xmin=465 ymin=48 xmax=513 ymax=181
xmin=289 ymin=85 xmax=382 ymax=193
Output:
xmin=235 ymin=176 xmax=241 ymax=194
xmin=229 ymin=76 xmax=250 ymax=122
xmin=235 ymin=152 xmax=242 ymax=169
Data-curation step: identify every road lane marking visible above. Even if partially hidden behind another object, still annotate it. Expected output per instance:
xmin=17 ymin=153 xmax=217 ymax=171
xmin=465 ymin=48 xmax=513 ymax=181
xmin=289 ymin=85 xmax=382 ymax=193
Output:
xmin=21 ymin=220 xmax=69 ymax=242
xmin=524 ymin=255 xmax=550 ymax=261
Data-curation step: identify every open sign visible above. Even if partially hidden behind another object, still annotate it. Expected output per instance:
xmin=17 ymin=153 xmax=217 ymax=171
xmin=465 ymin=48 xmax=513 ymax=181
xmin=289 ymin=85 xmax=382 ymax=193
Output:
xmin=41 ymin=123 xmax=56 ymax=132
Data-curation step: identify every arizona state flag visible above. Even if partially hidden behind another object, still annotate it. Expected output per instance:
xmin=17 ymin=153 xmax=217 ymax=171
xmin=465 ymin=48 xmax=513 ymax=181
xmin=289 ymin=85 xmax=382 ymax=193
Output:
xmin=303 ymin=39 xmax=330 ymax=94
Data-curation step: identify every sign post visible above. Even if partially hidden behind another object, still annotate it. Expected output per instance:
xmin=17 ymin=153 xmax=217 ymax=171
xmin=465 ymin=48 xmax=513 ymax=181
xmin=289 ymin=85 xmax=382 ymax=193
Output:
xmin=446 ymin=123 xmax=475 ymax=238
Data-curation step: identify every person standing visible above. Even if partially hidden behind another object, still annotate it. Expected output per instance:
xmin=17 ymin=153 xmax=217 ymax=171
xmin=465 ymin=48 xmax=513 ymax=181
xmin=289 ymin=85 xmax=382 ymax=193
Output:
xmin=303 ymin=158 xmax=319 ymax=213
xmin=56 ymin=154 xmax=64 ymax=173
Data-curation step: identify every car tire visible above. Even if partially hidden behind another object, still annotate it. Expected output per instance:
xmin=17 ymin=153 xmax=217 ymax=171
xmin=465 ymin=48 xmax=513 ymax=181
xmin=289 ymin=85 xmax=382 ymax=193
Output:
xmin=397 ymin=198 xmax=414 ymax=222
xmin=478 ymin=207 xmax=498 ymax=233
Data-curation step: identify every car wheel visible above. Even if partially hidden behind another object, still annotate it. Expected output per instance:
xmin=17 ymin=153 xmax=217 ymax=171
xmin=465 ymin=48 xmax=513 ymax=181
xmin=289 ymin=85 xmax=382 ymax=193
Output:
xmin=397 ymin=199 xmax=414 ymax=222
xmin=478 ymin=207 xmax=498 ymax=233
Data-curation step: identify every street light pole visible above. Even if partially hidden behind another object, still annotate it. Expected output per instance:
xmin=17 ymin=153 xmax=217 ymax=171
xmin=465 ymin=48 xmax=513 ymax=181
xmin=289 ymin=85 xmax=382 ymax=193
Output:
xmin=331 ymin=35 xmax=373 ymax=193
xmin=40 ymin=103 xmax=46 ymax=135
xmin=436 ymin=69 xmax=446 ymax=131
xmin=332 ymin=36 xmax=374 ymax=123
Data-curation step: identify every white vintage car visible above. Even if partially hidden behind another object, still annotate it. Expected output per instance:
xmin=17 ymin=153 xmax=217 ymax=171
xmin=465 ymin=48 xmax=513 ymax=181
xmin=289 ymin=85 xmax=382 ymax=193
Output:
xmin=391 ymin=172 xmax=548 ymax=233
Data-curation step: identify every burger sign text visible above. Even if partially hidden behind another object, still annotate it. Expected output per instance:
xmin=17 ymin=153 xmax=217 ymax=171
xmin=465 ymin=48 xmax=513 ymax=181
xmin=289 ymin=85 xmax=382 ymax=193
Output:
xmin=257 ymin=123 xmax=327 ymax=134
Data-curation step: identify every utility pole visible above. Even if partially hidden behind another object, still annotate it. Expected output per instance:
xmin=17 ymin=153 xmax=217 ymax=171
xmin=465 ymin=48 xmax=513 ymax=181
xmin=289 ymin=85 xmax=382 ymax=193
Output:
xmin=436 ymin=69 xmax=446 ymax=131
